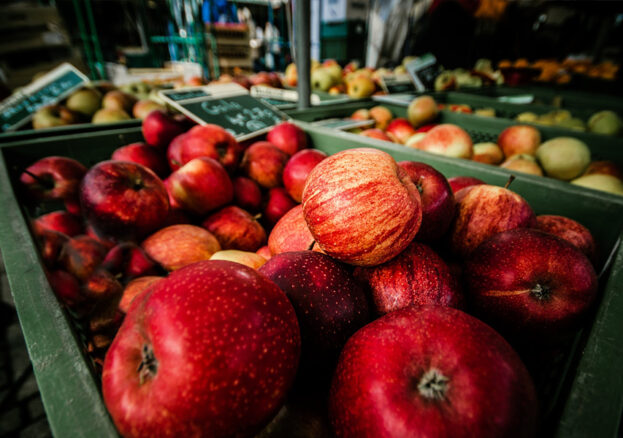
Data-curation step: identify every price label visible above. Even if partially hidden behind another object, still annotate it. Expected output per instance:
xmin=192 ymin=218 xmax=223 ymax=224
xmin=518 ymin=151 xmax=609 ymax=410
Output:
xmin=379 ymin=74 xmax=416 ymax=94
xmin=0 ymin=63 xmax=88 ymax=132
xmin=406 ymin=54 xmax=442 ymax=92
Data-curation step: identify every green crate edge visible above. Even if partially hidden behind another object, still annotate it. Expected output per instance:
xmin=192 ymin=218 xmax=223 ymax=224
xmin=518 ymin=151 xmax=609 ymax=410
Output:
xmin=0 ymin=123 xmax=622 ymax=437
xmin=0 ymin=119 xmax=142 ymax=143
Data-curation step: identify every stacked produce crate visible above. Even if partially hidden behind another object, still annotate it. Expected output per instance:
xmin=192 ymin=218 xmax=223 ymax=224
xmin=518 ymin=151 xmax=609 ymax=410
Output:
xmin=206 ymin=23 xmax=252 ymax=76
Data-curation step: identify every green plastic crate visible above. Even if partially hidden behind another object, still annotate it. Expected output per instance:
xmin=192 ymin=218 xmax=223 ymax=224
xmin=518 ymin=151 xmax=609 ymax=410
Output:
xmin=0 ymin=124 xmax=622 ymax=437
xmin=0 ymin=119 xmax=142 ymax=144
xmin=286 ymin=98 xmax=623 ymax=166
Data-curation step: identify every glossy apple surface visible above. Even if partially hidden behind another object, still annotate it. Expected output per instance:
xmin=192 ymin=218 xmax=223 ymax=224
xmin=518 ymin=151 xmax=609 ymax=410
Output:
xmin=329 ymin=305 xmax=537 ymax=438
xmin=179 ymin=124 xmax=242 ymax=173
xmin=102 ymin=260 xmax=300 ymax=438
xmin=20 ymin=156 xmax=87 ymax=201
xmin=111 ymin=142 xmax=169 ymax=178
xmin=282 ymin=149 xmax=327 ymax=202
xmin=202 ymin=205 xmax=266 ymax=252
xmin=241 ymin=141 xmax=289 ymax=189
xmin=266 ymin=122 xmax=308 ymax=156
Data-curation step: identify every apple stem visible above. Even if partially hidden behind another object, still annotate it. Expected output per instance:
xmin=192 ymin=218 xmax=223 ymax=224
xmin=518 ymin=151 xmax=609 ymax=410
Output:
xmin=308 ymin=241 xmax=316 ymax=251
xmin=417 ymin=368 xmax=449 ymax=401
xmin=530 ymin=283 xmax=551 ymax=301
xmin=253 ymin=213 xmax=262 ymax=221
xmin=22 ymin=169 xmax=54 ymax=189
xmin=504 ymin=175 xmax=516 ymax=189
xmin=137 ymin=344 xmax=158 ymax=384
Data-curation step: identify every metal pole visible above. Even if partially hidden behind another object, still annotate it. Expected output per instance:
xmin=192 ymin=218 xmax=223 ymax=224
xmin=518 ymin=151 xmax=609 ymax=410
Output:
xmin=294 ymin=0 xmax=311 ymax=109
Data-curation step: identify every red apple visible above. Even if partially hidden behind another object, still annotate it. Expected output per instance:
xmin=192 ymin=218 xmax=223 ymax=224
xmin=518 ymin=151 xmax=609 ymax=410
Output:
xmin=385 ymin=118 xmax=417 ymax=144
xmin=180 ymin=124 xmax=242 ymax=172
xmin=167 ymin=133 xmax=187 ymax=171
xmin=59 ymin=235 xmax=107 ymax=281
xmin=167 ymin=157 xmax=233 ymax=216
xmin=359 ymin=128 xmax=392 ymax=142
xmin=132 ymin=99 xmax=165 ymax=120
xmin=118 ymin=276 xmax=163 ymax=314
xmin=497 ymin=125 xmax=541 ymax=158
xmin=534 ymin=214 xmax=596 ymax=263
xmin=582 ymin=160 xmax=623 ymax=180
xmin=241 ymin=141 xmax=289 ymax=189
xmin=79 ymin=161 xmax=169 ymax=239
xmin=232 ymin=176 xmax=262 ymax=212
xmin=102 ymin=260 xmax=300 ymax=438
xmin=283 ymin=149 xmax=327 ymax=202
xmin=447 ymin=175 xmax=485 ymax=193
xmin=36 ymin=229 xmax=69 ymax=267
xmin=141 ymin=110 xmax=188 ymax=149
xmin=302 ymin=148 xmax=422 ymax=266
xmin=329 ymin=305 xmax=537 ymax=438
xmin=398 ymin=161 xmax=455 ymax=241
xmin=101 ymin=242 xmax=159 ymax=281
xmin=266 ymin=122 xmax=308 ymax=156
xmin=268 ymin=205 xmax=315 ymax=255
xmin=350 ymin=109 xmax=370 ymax=121
xmin=102 ymin=90 xmax=137 ymax=114
xmin=46 ymin=269 xmax=83 ymax=309
xmin=416 ymin=124 xmax=473 ymax=159
xmin=368 ymin=106 xmax=393 ymax=130
xmin=263 ymin=187 xmax=297 ymax=228
xmin=407 ymin=95 xmax=438 ymax=128
xmin=32 ymin=210 xmax=83 ymax=237
xmin=64 ymin=196 xmax=82 ymax=216
xmin=111 ymin=142 xmax=169 ymax=178
xmin=201 ymin=206 xmax=267 ymax=252
xmin=355 ymin=241 xmax=462 ymax=315
xmin=259 ymin=251 xmax=370 ymax=375
xmin=450 ymin=184 xmax=536 ymax=257
xmin=466 ymin=228 xmax=598 ymax=344
xmin=20 ymin=156 xmax=87 ymax=201
xmin=141 ymin=224 xmax=221 ymax=271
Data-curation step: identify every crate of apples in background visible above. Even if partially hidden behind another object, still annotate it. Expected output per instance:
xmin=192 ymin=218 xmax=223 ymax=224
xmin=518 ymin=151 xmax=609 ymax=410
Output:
xmin=342 ymin=95 xmax=623 ymax=196
xmin=3 ymin=106 xmax=623 ymax=438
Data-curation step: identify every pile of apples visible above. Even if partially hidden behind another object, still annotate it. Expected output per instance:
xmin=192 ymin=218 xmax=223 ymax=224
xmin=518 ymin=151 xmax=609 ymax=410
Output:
xmin=347 ymin=95 xmax=623 ymax=196
xmin=21 ymin=110 xmax=602 ymax=437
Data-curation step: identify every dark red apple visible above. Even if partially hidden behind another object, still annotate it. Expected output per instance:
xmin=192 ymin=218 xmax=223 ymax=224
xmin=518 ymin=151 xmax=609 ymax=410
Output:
xmin=179 ymin=124 xmax=242 ymax=173
xmin=59 ymin=235 xmax=107 ymax=281
xmin=465 ymin=228 xmax=598 ymax=344
xmin=141 ymin=110 xmax=188 ymax=149
xmin=101 ymin=242 xmax=159 ymax=281
xmin=534 ymin=215 xmax=596 ymax=263
xmin=111 ymin=142 xmax=169 ymax=178
xmin=447 ymin=175 xmax=485 ymax=193
xmin=20 ymin=156 xmax=87 ymax=201
xmin=102 ymin=260 xmax=301 ymax=438
xmin=259 ymin=251 xmax=369 ymax=375
xmin=167 ymin=157 xmax=233 ymax=216
xmin=232 ymin=176 xmax=263 ymax=212
xmin=118 ymin=276 xmax=163 ymax=314
xmin=302 ymin=148 xmax=421 ymax=266
xmin=32 ymin=210 xmax=84 ymax=237
xmin=79 ymin=160 xmax=169 ymax=239
xmin=36 ymin=229 xmax=69 ymax=267
xmin=266 ymin=122 xmax=308 ymax=156
xmin=329 ymin=305 xmax=537 ymax=438
xmin=355 ymin=241 xmax=462 ymax=315
xmin=450 ymin=184 xmax=536 ymax=257
xmin=46 ymin=269 xmax=83 ymax=308
xmin=398 ymin=161 xmax=455 ymax=241
xmin=201 ymin=205 xmax=267 ymax=252
xmin=268 ymin=205 xmax=315 ymax=255
xmin=241 ymin=141 xmax=289 ymax=189
xmin=263 ymin=187 xmax=297 ymax=229
xmin=283 ymin=149 xmax=327 ymax=202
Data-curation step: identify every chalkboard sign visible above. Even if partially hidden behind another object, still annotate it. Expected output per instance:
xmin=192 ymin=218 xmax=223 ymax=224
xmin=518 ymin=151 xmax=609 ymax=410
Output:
xmin=160 ymin=88 xmax=211 ymax=102
xmin=160 ymin=86 xmax=289 ymax=141
xmin=259 ymin=98 xmax=297 ymax=109
xmin=379 ymin=75 xmax=416 ymax=94
xmin=406 ymin=54 xmax=442 ymax=92
xmin=0 ymin=63 xmax=88 ymax=132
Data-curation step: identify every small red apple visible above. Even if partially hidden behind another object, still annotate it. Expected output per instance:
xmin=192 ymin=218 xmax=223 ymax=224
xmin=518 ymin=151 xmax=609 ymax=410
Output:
xmin=447 ymin=175 xmax=485 ymax=193
xmin=385 ymin=118 xmax=417 ymax=144
xmin=167 ymin=133 xmax=187 ymax=172
xmin=32 ymin=210 xmax=84 ymax=237
xmin=79 ymin=160 xmax=169 ymax=239
xmin=179 ymin=124 xmax=242 ymax=173
xmin=498 ymin=125 xmax=541 ymax=158
xmin=59 ymin=235 xmax=107 ymax=281
xmin=416 ymin=124 xmax=473 ymax=159
xmin=263 ymin=187 xmax=297 ymax=228
xmin=232 ymin=176 xmax=262 ymax=213
xmin=201 ymin=206 xmax=267 ymax=252
xmin=282 ymin=148 xmax=327 ymax=202
xmin=20 ymin=156 xmax=87 ymax=201
xmin=141 ymin=110 xmax=189 ymax=149
xmin=111 ymin=142 xmax=169 ymax=178
xmin=355 ymin=241 xmax=462 ymax=315
xmin=534 ymin=214 xmax=596 ymax=263
xmin=268 ymin=204 xmax=315 ymax=255
xmin=167 ymin=157 xmax=233 ymax=216
xmin=266 ymin=122 xmax=308 ymax=156
xmin=241 ymin=141 xmax=289 ymax=189
xmin=359 ymin=128 xmax=392 ymax=142
xmin=101 ymin=242 xmax=159 ymax=281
